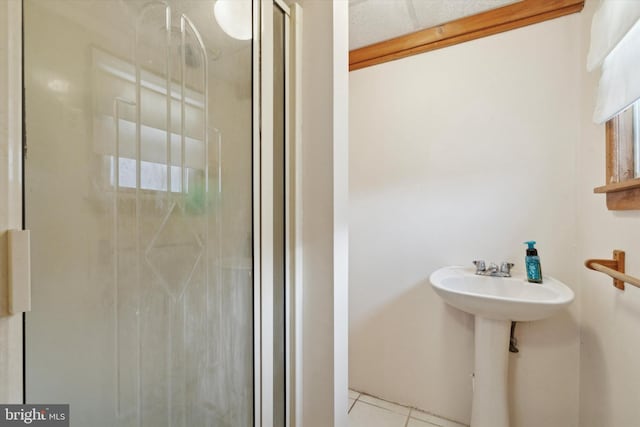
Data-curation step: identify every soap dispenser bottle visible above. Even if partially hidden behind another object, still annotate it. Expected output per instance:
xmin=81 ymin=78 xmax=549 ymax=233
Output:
xmin=524 ymin=241 xmax=543 ymax=283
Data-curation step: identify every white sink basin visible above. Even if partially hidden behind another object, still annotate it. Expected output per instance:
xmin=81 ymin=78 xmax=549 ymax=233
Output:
xmin=429 ymin=266 xmax=575 ymax=427
xmin=430 ymin=266 xmax=574 ymax=322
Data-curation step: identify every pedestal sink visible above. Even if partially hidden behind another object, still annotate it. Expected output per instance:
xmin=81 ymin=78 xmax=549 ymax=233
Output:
xmin=429 ymin=266 xmax=574 ymax=427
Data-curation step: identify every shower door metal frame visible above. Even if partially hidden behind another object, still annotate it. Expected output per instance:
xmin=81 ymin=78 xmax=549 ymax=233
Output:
xmin=5 ymin=0 xmax=304 ymax=422
xmin=0 ymin=0 xmax=309 ymax=419
xmin=254 ymin=0 xmax=302 ymax=426
xmin=8 ymin=0 xmax=301 ymax=424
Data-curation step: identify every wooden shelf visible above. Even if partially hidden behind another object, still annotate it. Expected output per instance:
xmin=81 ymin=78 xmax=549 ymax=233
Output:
xmin=594 ymin=178 xmax=640 ymax=193
xmin=593 ymin=179 xmax=640 ymax=211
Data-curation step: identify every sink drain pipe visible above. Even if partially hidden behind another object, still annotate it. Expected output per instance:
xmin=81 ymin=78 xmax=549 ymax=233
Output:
xmin=509 ymin=321 xmax=519 ymax=353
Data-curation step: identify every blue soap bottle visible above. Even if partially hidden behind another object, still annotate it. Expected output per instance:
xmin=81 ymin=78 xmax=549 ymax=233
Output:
xmin=524 ymin=241 xmax=543 ymax=283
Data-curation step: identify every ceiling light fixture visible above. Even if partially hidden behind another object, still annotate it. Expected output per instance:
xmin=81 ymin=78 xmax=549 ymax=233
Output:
xmin=214 ymin=0 xmax=252 ymax=41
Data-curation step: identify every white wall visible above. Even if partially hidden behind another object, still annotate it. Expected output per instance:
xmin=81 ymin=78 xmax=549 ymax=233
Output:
xmin=300 ymin=1 xmax=349 ymax=426
xmin=577 ymin=1 xmax=640 ymax=426
xmin=0 ymin=0 xmax=23 ymax=403
xmin=349 ymin=15 xmax=582 ymax=427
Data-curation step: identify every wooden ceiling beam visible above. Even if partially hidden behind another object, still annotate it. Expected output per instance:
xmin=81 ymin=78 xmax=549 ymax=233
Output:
xmin=349 ymin=0 xmax=585 ymax=71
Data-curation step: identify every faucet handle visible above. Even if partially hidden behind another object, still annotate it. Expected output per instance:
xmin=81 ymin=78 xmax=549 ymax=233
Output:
xmin=500 ymin=262 xmax=515 ymax=274
xmin=473 ymin=260 xmax=486 ymax=272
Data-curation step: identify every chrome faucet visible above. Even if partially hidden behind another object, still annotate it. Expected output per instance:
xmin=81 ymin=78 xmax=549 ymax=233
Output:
xmin=473 ymin=260 xmax=514 ymax=277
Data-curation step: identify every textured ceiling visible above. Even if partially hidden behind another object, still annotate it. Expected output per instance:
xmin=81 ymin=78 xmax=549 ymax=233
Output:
xmin=349 ymin=0 xmax=523 ymax=50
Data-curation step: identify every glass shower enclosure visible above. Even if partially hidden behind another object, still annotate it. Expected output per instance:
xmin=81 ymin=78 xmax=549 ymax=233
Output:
xmin=22 ymin=0 xmax=285 ymax=425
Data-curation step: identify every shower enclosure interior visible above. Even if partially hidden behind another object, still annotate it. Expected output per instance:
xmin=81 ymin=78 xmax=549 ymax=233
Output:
xmin=23 ymin=0 xmax=289 ymax=425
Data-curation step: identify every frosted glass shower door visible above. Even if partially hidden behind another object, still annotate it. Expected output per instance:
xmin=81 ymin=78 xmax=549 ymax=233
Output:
xmin=24 ymin=1 xmax=254 ymax=426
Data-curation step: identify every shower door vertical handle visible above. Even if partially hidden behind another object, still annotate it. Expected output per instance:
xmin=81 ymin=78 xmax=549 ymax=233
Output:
xmin=7 ymin=229 xmax=31 ymax=314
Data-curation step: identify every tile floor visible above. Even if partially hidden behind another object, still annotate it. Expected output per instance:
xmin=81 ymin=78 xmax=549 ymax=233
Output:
xmin=348 ymin=390 xmax=468 ymax=427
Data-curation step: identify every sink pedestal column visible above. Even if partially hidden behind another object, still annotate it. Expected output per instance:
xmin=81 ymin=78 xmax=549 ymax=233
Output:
xmin=470 ymin=317 xmax=510 ymax=427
